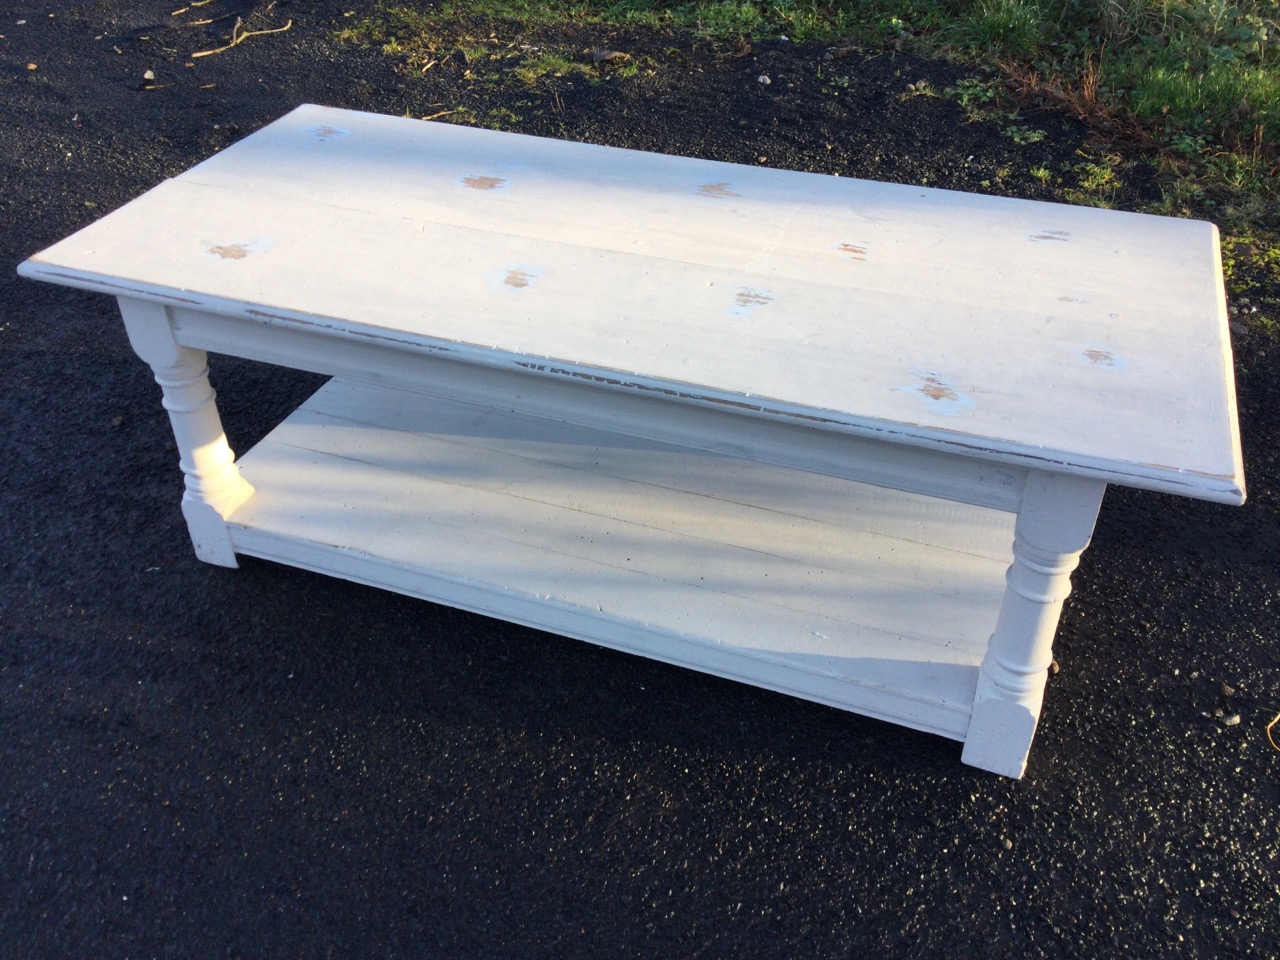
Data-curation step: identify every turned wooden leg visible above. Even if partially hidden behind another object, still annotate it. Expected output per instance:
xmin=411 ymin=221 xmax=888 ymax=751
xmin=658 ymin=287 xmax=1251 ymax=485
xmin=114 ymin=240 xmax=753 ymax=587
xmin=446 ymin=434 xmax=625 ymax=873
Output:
xmin=962 ymin=471 xmax=1106 ymax=778
xmin=117 ymin=297 xmax=253 ymax=567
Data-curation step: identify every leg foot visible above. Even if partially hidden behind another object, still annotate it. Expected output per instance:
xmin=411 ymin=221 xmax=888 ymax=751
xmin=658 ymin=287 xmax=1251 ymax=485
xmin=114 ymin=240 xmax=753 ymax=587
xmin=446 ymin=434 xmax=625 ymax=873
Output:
xmin=962 ymin=471 xmax=1105 ymax=777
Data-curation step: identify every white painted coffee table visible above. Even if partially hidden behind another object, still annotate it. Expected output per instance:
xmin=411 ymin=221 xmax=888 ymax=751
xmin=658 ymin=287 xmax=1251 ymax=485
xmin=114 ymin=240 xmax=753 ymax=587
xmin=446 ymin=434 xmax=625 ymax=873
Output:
xmin=20 ymin=105 xmax=1244 ymax=777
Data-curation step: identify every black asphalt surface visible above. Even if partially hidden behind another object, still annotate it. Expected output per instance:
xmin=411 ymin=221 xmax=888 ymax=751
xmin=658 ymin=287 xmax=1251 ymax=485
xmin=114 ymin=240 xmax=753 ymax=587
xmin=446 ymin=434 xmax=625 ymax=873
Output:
xmin=3 ymin=2 xmax=1278 ymax=957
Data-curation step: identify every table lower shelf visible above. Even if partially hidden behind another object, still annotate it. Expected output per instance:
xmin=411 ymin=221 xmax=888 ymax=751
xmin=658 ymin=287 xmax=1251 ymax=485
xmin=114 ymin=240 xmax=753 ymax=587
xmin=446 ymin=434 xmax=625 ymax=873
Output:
xmin=226 ymin=377 xmax=1016 ymax=740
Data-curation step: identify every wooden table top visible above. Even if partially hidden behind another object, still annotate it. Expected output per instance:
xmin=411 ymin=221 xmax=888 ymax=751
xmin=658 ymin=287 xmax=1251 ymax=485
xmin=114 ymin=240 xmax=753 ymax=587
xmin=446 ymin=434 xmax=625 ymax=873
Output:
xmin=20 ymin=104 xmax=1244 ymax=503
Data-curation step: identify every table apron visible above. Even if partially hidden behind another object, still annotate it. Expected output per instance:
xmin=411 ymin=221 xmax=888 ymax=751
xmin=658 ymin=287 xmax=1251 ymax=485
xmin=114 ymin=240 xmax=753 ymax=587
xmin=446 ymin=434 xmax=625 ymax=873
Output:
xmin=166 ymin=303 xmax=1028 ymax=513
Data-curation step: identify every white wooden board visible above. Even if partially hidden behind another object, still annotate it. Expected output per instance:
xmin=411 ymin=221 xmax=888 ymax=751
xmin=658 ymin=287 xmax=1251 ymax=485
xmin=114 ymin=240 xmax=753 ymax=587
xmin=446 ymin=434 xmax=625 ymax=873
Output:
xmin=19 ymin=104 xmax=1244 ymax=503
xmin=227 ymin=378 xmax=1016 ymax=738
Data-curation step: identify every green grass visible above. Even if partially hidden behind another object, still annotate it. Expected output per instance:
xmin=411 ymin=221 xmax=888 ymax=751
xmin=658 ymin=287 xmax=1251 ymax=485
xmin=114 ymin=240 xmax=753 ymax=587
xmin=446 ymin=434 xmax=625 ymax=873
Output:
xmin=338 ymin=0 xmax=1279 ymax=234
xmin=336 ymin=2 xmax=620 ymax=86
xmin=933 ymin=2 xmax=1277 ymax=228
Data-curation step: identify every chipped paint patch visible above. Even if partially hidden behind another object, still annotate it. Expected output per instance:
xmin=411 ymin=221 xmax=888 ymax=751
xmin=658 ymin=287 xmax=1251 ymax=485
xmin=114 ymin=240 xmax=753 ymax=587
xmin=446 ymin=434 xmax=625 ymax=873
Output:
xmin=1079 ymin=347 xmax=1129 ymax=370
xmin=309 ymin=125 xmax=349 ymax=141
xmin=735 ymin=289 xmax=772 ymax=307
xmin=919 ymin=376 xmax=958 ymax=402
xmin=1030 ymin=229 xmax=1071 ymax=243
xmin=730 ymin=288 xmax=775 ymax=315
xmin=836 ymin=241 xmax=871 ymax=261
xmin=490 ymin=265 xmax=544 ymax=291
xmin=37 ymin=271 xmax=200 ymax=303
xmin=898 ymin=371 xmax=975 ymax=415
xmin=464 ymin=175 xmax=506 ymax=191
xmin=204 ymin=239 xmax=270 ymax=261
xmin=697 ymin=182 xmax=739 ymax=199
xmin=242 ymin=309 xmax=456 ymax=352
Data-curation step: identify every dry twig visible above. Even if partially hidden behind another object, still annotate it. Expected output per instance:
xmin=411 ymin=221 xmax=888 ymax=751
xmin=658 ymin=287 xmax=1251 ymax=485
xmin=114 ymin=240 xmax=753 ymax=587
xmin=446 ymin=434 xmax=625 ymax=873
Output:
xmin=192 ymin=17 xmax=292 ymax=58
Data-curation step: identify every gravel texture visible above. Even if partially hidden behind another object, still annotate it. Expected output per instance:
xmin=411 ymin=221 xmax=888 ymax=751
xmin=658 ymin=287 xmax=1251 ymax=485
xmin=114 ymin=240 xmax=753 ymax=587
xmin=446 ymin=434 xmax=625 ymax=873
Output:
xmin=2 ymin=2 xmax=1278 ymax=957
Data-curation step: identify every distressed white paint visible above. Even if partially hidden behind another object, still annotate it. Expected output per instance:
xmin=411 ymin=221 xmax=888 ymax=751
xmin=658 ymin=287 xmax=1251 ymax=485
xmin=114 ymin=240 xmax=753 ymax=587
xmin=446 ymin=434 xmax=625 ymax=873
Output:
xmin=20 ymin=103 xmax=1245 ymax=502
xmin=18 ymin=105 xmax=1247 ymax=776
xmin=229 ymin=377 xmax=1014 ymax=739
xmin=962 ymin=472 xmax=1105 ymax=777
xmin=117 ymin=298 xmax=253 ymax=566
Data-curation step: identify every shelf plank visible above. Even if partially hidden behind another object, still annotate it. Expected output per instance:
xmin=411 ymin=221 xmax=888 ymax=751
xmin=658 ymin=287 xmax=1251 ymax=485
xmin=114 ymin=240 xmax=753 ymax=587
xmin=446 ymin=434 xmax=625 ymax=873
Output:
xmin=227 ymin=379 xmax=1016 ymax=737
xmin=299 ymin=377 xmax=1017 ymax=564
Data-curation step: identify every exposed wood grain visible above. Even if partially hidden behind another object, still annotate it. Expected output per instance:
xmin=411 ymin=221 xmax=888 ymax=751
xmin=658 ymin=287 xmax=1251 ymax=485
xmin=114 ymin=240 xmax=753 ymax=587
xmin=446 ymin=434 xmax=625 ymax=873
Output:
xmin=18 ymin=104 xmax=1244 ymax=502
xmin=16 ymin=104 xmax=1249 ymax=776
xmin=228 ymin=378 xmax=1015 ymax=737
xmin=300 ymin=377 xmax=1017 ymax=562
